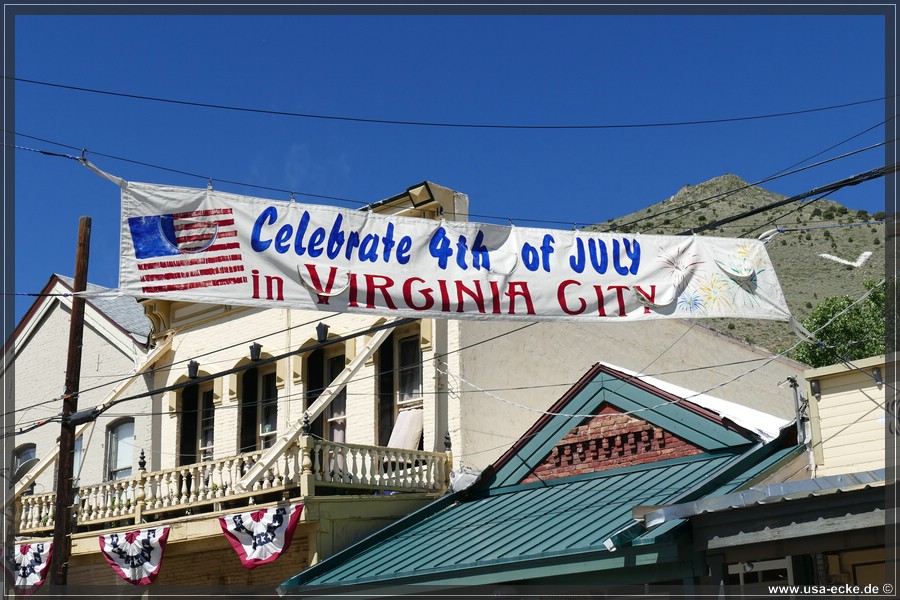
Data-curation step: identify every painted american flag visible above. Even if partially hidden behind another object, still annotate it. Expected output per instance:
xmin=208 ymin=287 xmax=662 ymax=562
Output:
xmin=126 ymin=208 xmax=247 ymax=294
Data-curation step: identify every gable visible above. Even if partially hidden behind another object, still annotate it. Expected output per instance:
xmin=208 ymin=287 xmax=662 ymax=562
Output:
xmin=520 ymin=404 xmax=704 ymax=484
xmin=489 ymin=363 xmax=758 ymax=488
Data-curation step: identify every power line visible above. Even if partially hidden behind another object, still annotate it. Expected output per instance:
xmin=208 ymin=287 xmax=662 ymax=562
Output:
xmin=6 ymin=128 xmax=889 ymax=232
xmin=10 ymin=76 xmax=889 ymax=131
xmin=4 ymin=132 xmax=367 ymax=207
xmin=765 ymin=117 xmax=893 ymax=180
xmin=738 ymin=190 xmax=833 ymax=239
xmin=680 ymin=163 xmax=897 ymax=236
xmin=6 ymin=278 xmax=885 ymax=440
xmin=596 ymin=140 xmax=888 ymax=234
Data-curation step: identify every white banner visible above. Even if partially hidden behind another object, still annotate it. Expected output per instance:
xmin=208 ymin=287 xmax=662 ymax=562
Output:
xmin=118 ymin=180 xmax=791 ymax=322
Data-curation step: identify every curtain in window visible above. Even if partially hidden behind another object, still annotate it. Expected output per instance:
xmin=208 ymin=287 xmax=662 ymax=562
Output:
xmin=108 ymin=420 xmax=134 ymax=480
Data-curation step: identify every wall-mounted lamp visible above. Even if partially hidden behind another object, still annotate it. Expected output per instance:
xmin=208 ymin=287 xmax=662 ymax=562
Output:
xmin=873 ymin=366 xmax=883 ymax=385
xmin=316 ymin=322 xmax=329 ymax=343
xmin=809 ymin=379 xmax=821 ymax=399
xmin=187 ymin=360 xmax=200 ymax=379
xmin=250 ymin=342 xmax=262 ymax=361
xmin=407 ymin=182 xmax=435 ymax=208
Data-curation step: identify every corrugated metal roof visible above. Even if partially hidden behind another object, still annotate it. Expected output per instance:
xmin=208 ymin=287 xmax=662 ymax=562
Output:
xmin=291 ymin=451 xmax=751 ymax=587
xmin=644 ymin=467 xmax=886 ymax=527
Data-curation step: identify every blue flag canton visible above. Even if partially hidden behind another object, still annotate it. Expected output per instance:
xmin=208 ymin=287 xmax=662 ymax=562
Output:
xmin=128 ymin=215 xmax=180 ymax=259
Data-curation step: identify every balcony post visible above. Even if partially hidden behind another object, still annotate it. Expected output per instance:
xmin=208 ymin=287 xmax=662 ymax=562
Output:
xmin=443 ymin=431 xmax=453 ymax=487
xmin=299 ymin=414 xmax=315 ymax=497
xmin=134 ymin=450 xmax=147 ymax=525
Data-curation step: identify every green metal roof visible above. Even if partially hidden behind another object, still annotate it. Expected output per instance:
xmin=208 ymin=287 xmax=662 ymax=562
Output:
xmin=280 ymin=363 xmax=797 ymax=595
xmin=281 ymin=442 xmax=800 ymax=592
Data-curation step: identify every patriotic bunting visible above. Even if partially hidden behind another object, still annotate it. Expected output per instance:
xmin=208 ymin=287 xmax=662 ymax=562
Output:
xmin=219 ymin=503 xmax=303 ymax=569
xmin=3 ymin=542 xmax=52 ymax=594
xmin=98 ymin=526 xmax=170 ymax=585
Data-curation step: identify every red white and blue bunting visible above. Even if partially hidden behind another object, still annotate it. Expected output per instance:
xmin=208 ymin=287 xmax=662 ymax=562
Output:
xmin=98 ymin=526 xmax=170 ymax=585
xmin=219 ymin=503 xmax=303 ymax=569
xmin=4 ymin=542 xmax=52 ymax=594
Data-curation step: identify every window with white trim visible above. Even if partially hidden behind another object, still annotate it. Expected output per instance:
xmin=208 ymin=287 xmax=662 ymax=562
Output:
xmin=179 ymin=382 xmax=215 ymax=465
xmin=305 ymin=348 xmax=346 ymax=443
xmin=377 ymin=330 xmax=423 ymax=448
xmin=106 ymin=419 xmax=134 ymax=481
xmin=13 ymin=444 xmax=36 ymax=494
xmin=239 ymin=367 xmax=278 ymax=453
xmin=72 ymin=436 xmax=83 ymax=488
xmin=325 ymin=354 xmax=347 ymax=443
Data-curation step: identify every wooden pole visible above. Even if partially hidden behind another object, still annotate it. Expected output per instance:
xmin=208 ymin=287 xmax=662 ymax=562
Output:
xmin=49 ymin=216 xmax=91 ymax=586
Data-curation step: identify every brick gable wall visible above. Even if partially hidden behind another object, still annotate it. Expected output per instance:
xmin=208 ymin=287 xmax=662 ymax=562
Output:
xmin=519 ymin=405 xmax=704 ymax=484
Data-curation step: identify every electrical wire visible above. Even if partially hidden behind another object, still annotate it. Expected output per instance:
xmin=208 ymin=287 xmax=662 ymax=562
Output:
xmin=765 ymin=117 xmax=893 ymax=180
xmin=4 ymin=129 xmax=890 ymax=230
xmin=72 ymin=313 xmax=342 ymax=399
xmin=4 ymin=273 xmax=887 ymax=429
xmin=596 ymin=142 xmax=889 ymax=234
xmin=434 ymin=281 xmax=889 ymax=425
xmin=680 ymin=163 xmax=896 ymax=236
xmin=1 ymin=317 xmax=538 ymax=426
xmin=3 ymin=132 xmax=368 ymax=207
xmin=737 ymin=190 xmax=833 ymax=239
xmin=633 ymin=118 xmax=893 ymax=230
xmin=11 ymin=76 xmax=889 ymax=130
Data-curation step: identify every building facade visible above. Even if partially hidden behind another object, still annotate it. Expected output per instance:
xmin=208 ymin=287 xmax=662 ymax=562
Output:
xmin=5 ymin=182 xmax=813 ymax=591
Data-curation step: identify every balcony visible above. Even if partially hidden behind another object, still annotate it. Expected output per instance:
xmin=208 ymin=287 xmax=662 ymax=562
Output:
xmin=15 ymin=436 xmax=451 ymax=536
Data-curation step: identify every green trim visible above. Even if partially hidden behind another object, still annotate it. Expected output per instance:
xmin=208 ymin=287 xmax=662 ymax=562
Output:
xmin=491 ymin=370 xmax=754 ymax=487
xmin=481 ymin=450 xmax=740 ymax=497
xmin=596 ymin=372 xmax=752 ymax=449
xmin=286 ymin=539 xmax=687 ymax=592
xmin=492 ymin=379 xmax=607 ymax=486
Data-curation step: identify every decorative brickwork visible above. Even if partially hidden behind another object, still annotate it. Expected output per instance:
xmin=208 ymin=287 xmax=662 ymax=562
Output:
xmin=519 ymin=405 xmax=704 ymax=484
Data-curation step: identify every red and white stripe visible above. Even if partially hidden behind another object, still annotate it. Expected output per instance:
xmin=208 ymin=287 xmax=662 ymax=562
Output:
xmin=138 ymin=208 xmax=247 ymax=294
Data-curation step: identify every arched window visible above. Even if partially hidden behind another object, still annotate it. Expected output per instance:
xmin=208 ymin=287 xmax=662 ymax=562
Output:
xmin=13 ymin=444 xmax=37 ymax=494
xmin=14 ymin=443 xmax=36 ymax=468
xmin=106 ymin=419 xmax=134 ymax=480
xmin=239 ymin=367 xmax=278 ymax=453
xmin=179 ymin=382 xmax=215 ymax=466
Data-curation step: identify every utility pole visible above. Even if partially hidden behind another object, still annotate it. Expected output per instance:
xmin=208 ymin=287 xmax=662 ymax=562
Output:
xmin=50 ymin=216 xmax=91 ymax=586
xmin=786 ymin=376 xmax=806 ymax=446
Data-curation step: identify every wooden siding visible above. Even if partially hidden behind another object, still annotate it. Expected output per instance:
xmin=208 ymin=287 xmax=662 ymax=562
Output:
xmin=810 ymin=362 xmax=885 ymax=477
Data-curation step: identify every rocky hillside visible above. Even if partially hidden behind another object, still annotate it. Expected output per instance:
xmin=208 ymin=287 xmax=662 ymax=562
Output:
xmin=585 ymin=174 xmax=886 ymax=355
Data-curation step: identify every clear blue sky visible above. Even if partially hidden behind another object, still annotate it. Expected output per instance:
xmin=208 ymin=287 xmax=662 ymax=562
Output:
xmin=9 ymin=10 xmax=890 ymax=323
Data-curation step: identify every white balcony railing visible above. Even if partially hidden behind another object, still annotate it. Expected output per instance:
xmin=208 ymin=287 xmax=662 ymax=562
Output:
xmin=16 ymin=436 xmax=451 ymax=535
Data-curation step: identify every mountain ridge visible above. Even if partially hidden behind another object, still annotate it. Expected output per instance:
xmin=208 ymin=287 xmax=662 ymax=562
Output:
xmin=589 ymin=174 xmax=886 ymax=355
